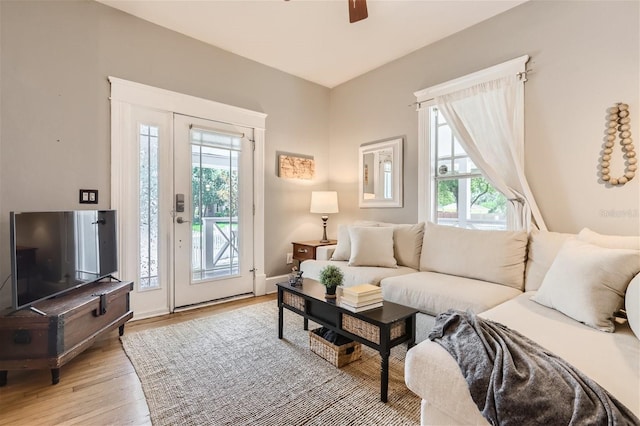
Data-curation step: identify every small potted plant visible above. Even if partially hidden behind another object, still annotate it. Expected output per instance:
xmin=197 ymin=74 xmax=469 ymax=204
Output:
xmin=319 ymin=265 xmax=344 ymax=299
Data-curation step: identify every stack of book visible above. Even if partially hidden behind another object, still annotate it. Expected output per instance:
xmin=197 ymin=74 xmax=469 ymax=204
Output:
xmin=340 ymin=283 xmax=383 ymax=313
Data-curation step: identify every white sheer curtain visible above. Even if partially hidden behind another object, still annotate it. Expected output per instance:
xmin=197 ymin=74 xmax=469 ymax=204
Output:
xmin=435 ymin=75 xmax=546 ymax=231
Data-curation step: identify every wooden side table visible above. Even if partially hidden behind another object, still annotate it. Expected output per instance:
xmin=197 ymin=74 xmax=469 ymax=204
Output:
xmin=292 ymin=240 xmax=337 ymax=266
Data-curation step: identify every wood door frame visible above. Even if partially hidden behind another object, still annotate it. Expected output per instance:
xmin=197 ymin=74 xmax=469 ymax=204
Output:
xmin=109 ymin=77 xmax=267 ymax=319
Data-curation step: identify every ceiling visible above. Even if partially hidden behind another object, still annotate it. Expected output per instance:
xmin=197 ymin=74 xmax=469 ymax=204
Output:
xmin=98 ymin=0 xmax=527 ymax=88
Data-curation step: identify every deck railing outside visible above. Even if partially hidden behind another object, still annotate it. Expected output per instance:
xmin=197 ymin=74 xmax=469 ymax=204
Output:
xmin=192 ymin=216 xmax=239 ymax=280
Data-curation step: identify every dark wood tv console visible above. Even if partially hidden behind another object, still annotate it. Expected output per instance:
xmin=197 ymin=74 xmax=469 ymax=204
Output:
xmin=0 ymin=279 xmax=133 ymax=386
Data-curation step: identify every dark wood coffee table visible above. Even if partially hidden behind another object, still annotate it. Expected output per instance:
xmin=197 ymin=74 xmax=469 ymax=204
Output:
xmin=277 ymin=279 xmax=418 ymax=403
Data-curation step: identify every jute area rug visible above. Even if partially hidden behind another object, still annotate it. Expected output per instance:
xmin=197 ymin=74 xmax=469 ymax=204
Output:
xmin=120 ymin=300 xmax=421 ymax=425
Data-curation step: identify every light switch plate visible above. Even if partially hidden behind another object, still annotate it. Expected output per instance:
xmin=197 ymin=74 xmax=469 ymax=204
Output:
xmin=79 ymin=189 xmax=98 ymax=204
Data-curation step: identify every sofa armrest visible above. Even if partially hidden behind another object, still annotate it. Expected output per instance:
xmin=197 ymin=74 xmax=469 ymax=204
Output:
xmin=406 ymin=340 xmax=488 ymax=425
xmin=316 ymin=245 xmax=336 ymax=261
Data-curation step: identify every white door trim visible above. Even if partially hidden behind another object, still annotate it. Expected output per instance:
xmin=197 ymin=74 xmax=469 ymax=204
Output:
xmin=109 ymin=78 xmax=268 ymax=316
xmin=109 ymin=77 xmax=267 ymax=130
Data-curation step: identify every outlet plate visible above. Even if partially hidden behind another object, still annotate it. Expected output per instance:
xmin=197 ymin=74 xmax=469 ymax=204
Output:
xmin=286 ymin=252 xmax=293 ymax=264
xmin=79 ymin=189 xmax=98 ymax=204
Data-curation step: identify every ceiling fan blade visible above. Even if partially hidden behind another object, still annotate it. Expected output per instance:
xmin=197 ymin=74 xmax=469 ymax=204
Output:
xmin=348 ymin=0 xmax=368 ymax=23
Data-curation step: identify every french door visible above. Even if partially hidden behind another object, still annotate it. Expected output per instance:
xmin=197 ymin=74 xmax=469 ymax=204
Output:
xmin=110 ymin=77 xmax=266 ymax=320
xmin=173 ymin=115 xmax=254 ymax=308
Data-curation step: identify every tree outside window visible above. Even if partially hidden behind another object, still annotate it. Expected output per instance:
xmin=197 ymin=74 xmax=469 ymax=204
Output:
xmin=192 ymin=167 xmax=238 ymax=228
xmin=431 ymin=107 xmax=506 ymax=230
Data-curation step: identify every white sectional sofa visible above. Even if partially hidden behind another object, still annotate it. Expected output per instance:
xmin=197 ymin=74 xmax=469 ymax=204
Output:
xmin=301 ymin=221 xmax=531 ymax=319
xmin=300 ymin=221 xmax=640 ymax=423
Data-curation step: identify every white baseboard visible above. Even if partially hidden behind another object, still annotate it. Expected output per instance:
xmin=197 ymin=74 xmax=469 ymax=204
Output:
xmin=173 ymin=293 xmax=254 ymax=313
xmin=265 ymin=274 xmax=288 ymax=294
xmin=131 ymin=307 xmax=171 ymax=321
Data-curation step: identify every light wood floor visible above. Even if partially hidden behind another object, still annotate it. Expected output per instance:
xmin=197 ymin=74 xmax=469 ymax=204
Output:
xmin=0 ymin=294 xmax=277 ymax=426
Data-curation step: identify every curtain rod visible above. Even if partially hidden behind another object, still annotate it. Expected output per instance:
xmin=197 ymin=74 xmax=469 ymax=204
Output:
xmin=409 ymin=66 xmax=535 ymax=109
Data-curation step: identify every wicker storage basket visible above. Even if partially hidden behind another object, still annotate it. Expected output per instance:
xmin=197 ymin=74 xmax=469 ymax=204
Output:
xmin=309 ymin=328 xmax=362 ymax=367
xmin=283 ymin=291 xmax=305 ymax=311
xmin=342 ymin=314 xmax=406 ymax=345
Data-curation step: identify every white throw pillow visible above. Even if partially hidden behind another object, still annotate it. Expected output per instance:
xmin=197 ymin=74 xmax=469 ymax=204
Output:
xmin=348 ymin=226 xmax=397 ymax=268
xmin=524 ymin=229 xmax=576 ymax=291
xmin=626 ymin=275 xmax=640 ymax=340
xmin=331 ymin=221 xmax=381 ymax=261
xmin=420 ymin=222 xmax=528 ymax=290
xmin=331 ymin=224 xmax=352 ymax=261
xmin=532 ymin=239 xmax=640 ymax=332
xmin=578 ymin=228 xmax=640 ymax=250
xmin=392 ymin=222 xmax=425 ymax=270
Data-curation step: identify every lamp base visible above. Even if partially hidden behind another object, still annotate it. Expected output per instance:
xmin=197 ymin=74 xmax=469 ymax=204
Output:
xmin=320 ymin=215 xmax=329 ymax=243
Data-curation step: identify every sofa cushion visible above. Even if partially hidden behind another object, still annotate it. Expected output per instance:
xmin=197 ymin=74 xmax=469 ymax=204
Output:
xmin=300 ymin=260 xmax=415 ymax=287
xmin=627 ymin=275 xmax=640 ymax=340
xmin=532 ymin=239 xmax=640 ymax=332
xmin=419 ymin=222 xmax=528 ymax=290
xmin=483 ymin=293 xmax=640 ymax=416
xmin=578 ymin=228 xmax=640 ymax=250
xmin=392 ymin=222 xmax=425 ymax=270
xmin=348 ymin=226 xmax=397 ymax=267
xmin=315 ymin=244 xmax=336 ymax=261
xmin=380 ymin=271 xmax=521 ymax=316
xmin=524 ymin=229 xmax=576 ymax=291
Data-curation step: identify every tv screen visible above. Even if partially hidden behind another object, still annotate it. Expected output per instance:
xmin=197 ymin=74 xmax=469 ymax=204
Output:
xmin=10 ymin=210 xmax=118 ymax=311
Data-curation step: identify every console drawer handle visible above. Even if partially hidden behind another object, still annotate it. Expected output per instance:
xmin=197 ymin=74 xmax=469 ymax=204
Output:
xmin=297 ymin=248 xmax=308 ymax=253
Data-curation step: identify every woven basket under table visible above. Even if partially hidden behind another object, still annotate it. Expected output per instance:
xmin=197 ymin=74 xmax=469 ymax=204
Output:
xmin=309 ymin=328 xmax=362 ymax=368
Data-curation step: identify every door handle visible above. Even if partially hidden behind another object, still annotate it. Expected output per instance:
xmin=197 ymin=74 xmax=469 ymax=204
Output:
xmin=176 ymin=217 xmax=190 ymax=224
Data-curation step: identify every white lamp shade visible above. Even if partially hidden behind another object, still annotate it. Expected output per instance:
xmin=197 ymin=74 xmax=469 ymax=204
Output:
xmin=310 ymin=191 xmax=339 ymax=214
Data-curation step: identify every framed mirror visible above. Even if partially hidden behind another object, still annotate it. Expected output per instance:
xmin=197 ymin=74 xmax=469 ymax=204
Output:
xmin=359 ymin=137 xmax=403 ymax=208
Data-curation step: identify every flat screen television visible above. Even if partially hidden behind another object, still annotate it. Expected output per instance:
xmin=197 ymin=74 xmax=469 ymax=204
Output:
xmin=10 ymin=210 xmax=118 ymax=311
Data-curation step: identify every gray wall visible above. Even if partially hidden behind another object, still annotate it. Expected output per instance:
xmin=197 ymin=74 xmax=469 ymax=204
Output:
xmin=0 ymin=0 xmax=331 ymax=307
xmin=329 ymin=0 xmax=640 ymax=234
xmin=1 ymin=0 xmax=638 ymax=308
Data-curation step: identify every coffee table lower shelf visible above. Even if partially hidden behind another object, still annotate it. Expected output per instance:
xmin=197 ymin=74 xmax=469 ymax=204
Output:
xmin=277 ymin=281 xmax=418 ymax=403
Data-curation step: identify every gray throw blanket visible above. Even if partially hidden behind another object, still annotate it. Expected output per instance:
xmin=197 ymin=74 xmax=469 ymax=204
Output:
xmin=429 ymin=310 xmax=639 ymax=426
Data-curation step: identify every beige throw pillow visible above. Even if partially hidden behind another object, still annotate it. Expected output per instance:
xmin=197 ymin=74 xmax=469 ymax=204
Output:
xmin=420 ymin=222 xmax=528 ymax=290
xmin=331 ymin=221 xmax=381 ymax=261
xmin=532 ymin=239 xmax=640 ymax=332
xmin=578 ymin=228 xmax=640 ymax=250
xmin=331 ymin=224 xmax=352 ymax=261
xmin=348 ymin=226 xmax=397 ymax=268
xmin=392 ymin=222 xmax=425 ymax=270
xmin=524 ymin=229 xmax=576 ymax=291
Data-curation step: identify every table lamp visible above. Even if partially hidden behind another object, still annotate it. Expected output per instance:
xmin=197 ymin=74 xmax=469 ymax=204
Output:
xmin=310 ymin=191 xmax=339 ymax=243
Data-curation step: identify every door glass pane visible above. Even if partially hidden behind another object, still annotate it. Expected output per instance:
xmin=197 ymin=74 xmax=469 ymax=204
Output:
xmin=191 ymin=131 xmax=241 ymax=281
xmin=139 ymin=124 xmax=160 ymax=290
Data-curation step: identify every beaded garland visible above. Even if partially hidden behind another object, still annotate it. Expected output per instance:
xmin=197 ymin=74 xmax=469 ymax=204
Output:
xmin=600 ymin=102 xmax=636 ymax=185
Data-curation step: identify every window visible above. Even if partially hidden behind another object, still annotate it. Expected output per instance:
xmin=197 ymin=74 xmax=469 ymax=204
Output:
xmin=430 ymin=107 xmax=506 ymax=230
xmin=139 ymin=123 xmax=160 ymax=290
xmin=415 ymin=56 xmax=538 ymax=231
